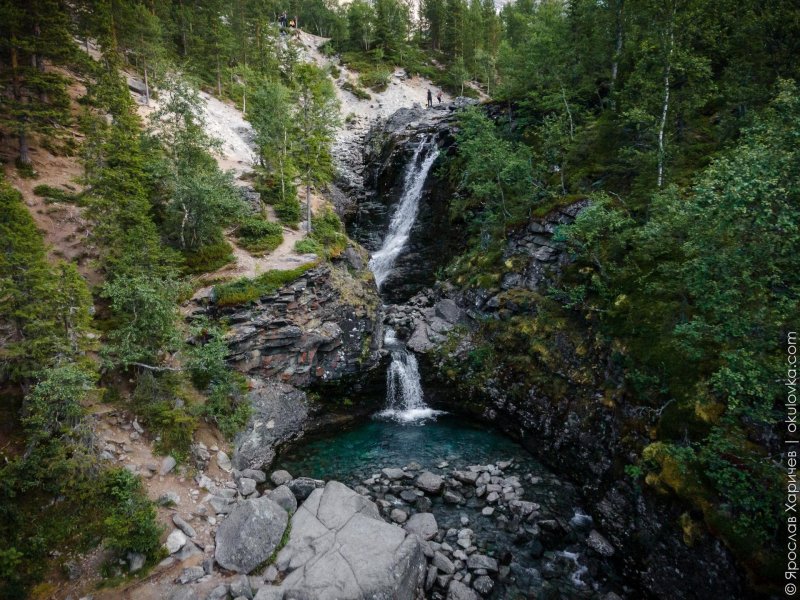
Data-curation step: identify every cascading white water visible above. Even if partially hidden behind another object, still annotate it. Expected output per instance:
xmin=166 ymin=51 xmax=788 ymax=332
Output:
xmin=370 ymin=138 xmax=442 ymax=423
xmin=369 ymin=139 xmax=440 ymax=289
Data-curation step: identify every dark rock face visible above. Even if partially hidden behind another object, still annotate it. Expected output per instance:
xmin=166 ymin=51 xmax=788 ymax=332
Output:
xmin=346 ymin=106 xmax=462 ymax=304
xmin=397 ymin=202 xmax=749 ymax=600
xmin=213 ymin=264 xmax=381 ymax=387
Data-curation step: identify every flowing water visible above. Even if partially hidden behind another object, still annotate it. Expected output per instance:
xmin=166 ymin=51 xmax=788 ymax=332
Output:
xmin=368 ymin=138 xmax=440 ymax=289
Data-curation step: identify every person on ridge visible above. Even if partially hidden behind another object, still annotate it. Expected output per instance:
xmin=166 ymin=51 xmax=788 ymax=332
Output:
xmin=427 ymin=88 xmax=433 ymax=108
xmin=437 ymin=90 xmax=443 ymax=104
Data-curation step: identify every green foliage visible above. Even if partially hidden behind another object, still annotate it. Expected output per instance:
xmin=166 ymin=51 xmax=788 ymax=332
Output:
xmin=306 ymin=207 xmax=348 ymax=258
xmin=294 ymin=237 xmax=322 ymax=255
xmin=131 ymin=371 xmax=197 ymax=460
xmin=32 ymin=183 xmax=82 ymax=204
xmin=0 ymin=180 xmax=93 ymax=382
xmin=101 ymin=468 xmax=162 ymax=556
xmin=183 ymin=238 xmax=235 ymax=274
xmin=101 ymin=274 xmax=185 ymax=369
xmin=236 ymin=216 xmax=284 ymax=255
xmin=214 ymin=263 xmax=316 ymax=307
xmin=275 ymin=194 xmax=303 ymax=228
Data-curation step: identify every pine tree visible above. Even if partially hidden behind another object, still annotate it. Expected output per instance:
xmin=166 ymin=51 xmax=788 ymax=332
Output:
xmin=0 ymin=0 xmax=74 ymax=166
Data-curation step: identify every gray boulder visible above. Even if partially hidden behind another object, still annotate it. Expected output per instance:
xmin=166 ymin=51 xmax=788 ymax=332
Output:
xmin=287 ymin=476 xmax=324 ymax=500
xmin=404 ymin=512 xmax=438 ymax=540
xmin=232 ymin=381 xmax=309 ymax=471
xmin=415 ymin=471 xmax=444 ymax=494
xmin=215 ymin=496 xmax=289 ymax=573
xmin=270 ymin=470 xmax=293 ymax=486
xmin=269 ymin=484 xmax=298 ymax=514
xmin=266 ymin=481 xmax=426 ymax=599
xmin=447 ymin=580 xmax=480 ymax=600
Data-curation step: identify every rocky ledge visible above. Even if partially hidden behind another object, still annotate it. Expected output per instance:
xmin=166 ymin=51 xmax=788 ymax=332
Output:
xmin=198 ymin=263 xmax=382 ymax=387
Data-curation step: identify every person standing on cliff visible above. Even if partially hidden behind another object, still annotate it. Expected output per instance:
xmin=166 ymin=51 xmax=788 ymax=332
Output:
xmin=427 ymin=89 xmax=433 ymax=108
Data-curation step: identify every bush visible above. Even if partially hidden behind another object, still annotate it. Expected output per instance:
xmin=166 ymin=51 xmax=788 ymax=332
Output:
xmin=198 ymin=375 xmax=252 ymax=439
xmin=32 ymin=184 xmax=82 ymax=204
xmin=359 ymin=67 xmax=392 ymax=92
xmin=235 ymin=216 xmax=283 ymax=254
xmin=131 ymin=372 xmax=197 ymax=460
xmin=214 ymin=262 xmax=316 ymax=307
xmin=341 ymin=80 xmax=371 ymax=100
xmin=101 ymin=469 xmax=162 ymax=557
xmin=308 ymin=208 xmax=348 ymax=258
xmin=274 ymin=196 xmax=302 ymax=228
xmin=183 ymin=239 xmax=235 ymax=274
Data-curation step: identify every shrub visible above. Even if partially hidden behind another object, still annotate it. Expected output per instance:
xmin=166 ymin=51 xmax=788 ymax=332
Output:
xmin=183 ymin=239 xmax=235 ymax=274
xmin=101 ymin=469 xmax=162 ymax=557
xmin=32 ymin=184 xmax=82 ymax=204
xmin=274 ymin=196 xmax=302 ymax=228
xmin=308 ymin=208 xmax=348 ymax=258
xmin=359 ymin=67 xmax=392 ymax=92
xmin=341 ymin=80 xmax=371 ymax=101
xmin=131 ymin=372 xmax=197 ymax=460
xmin=198 ymin=375 xmax=252 ymax=439
xmin=235 ymin=216 xmax=283 ymax=254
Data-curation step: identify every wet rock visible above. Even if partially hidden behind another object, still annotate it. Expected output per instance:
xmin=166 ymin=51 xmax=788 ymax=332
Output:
xmin=287 ymin=477 xmax=324 ymax=501
xmin=466 ymin=554 xmax=498 ymax=572
xmin=382 ymin=467 xmax=406 ymax=480
xmin=472 ymin=575 xmax=493 ymax=595
xmin=391 ymin=508 xmax=409 ymax=523
xmin=586 ymin=529 xmax=615 ymax=557
xmin=444 ymin=490 xmax=465 ymax=504
xmin=404 ymin=512 xmax=438 ymax=540
xmin=215 ymin=496 xmax=289 ymax=573
xmin=415 ymin=471 xmax=444 ymax=494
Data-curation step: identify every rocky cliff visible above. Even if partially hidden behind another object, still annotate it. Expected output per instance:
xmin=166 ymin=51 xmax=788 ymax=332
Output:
xmin=382 ymin=201 xmax=749 ymax=599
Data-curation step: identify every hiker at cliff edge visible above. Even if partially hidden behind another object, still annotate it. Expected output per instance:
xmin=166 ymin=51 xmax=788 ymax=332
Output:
xmin=427 ymin=89 xmax=433 ymax=108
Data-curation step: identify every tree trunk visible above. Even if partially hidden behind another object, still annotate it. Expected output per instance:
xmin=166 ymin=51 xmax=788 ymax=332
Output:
xmin=143 ymin=62 xmax=150 ymax=106
xmin=610 ymin=0 xmax=624 ymax=98
xmin=216 ymin=55 xmax=222 ymax=96
xmin=18 ymin=129 xmax=31 ymax=165
xmin=657 ymin=23 xmax=674 ymax=188
xmin=306 ymin=175 xmax=312 ymax=233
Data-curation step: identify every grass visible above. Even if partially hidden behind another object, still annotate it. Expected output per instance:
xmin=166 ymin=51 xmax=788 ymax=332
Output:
xmin=214 ymin=262 xmax=317 ymax=307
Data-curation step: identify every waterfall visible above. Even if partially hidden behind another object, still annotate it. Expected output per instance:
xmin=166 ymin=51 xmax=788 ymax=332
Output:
xmin=376 ymin=329 xmax=441 ymax=423
xmin=369 ymin=138 xmax=440 ymax=289
xmin=370 ymin=138 xmax=442 ymax=424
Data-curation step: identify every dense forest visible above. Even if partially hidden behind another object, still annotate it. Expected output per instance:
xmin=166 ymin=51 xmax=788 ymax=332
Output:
xmin=0 ymin=0 xmax=797 ymax=598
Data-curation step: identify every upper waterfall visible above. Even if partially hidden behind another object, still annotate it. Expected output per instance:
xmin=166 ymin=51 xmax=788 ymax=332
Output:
xmin=369 ymin=138 xmax=440 ymax=289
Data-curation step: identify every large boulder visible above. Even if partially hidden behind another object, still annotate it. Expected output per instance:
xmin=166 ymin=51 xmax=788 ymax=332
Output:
xmin=232 ymin=380 xmax=309 ymax=471
xmin=256 ymin=481 xmax=426 ymax=599
xmin=215 ymin=496 xmax=289 ymax=574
